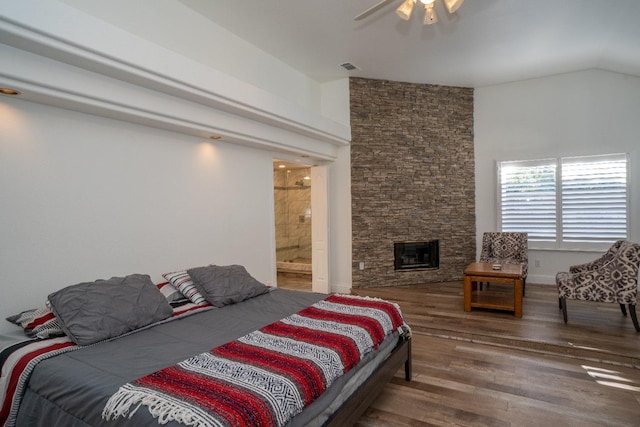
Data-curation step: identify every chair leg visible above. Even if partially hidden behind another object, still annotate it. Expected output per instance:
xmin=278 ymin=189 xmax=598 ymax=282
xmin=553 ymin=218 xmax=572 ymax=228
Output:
xmin=558 ymin=297 xmax=562 ymax=309
xmin=620 ymin=304 xmax=627 ymax=316
xmin=629 ymin=305 xmax=640 ymax=332
xmin=560 ymin=297 xmax=568 ymax=323
xmin=523 ymin=278 xmax=526 ymax=297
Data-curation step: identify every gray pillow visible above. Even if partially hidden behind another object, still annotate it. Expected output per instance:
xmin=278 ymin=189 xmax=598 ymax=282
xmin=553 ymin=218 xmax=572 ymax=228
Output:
xmin=48 ymin=274 xmax=173 ymax=346
xmin=187 ymin=265 xmax=268 ymax=308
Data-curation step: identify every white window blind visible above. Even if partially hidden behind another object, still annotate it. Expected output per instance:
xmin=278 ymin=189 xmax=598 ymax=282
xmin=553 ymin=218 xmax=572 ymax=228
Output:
xmin=561 ymin=154 xmax=628 ymax=243
xmin=498 ymin=154 xmax=628 ymax=248
xmin=499 ymin=160 xmax=556 ymax=241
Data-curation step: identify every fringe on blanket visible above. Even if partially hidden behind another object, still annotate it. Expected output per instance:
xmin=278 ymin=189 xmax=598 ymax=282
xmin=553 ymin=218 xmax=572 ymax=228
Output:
xmin=102 ymin=384 xmax=218 ymax=427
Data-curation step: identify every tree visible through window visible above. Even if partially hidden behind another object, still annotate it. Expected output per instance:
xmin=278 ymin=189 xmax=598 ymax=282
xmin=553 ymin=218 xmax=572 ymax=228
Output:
xmin=499 ymin=154 xmax=628 ymax=248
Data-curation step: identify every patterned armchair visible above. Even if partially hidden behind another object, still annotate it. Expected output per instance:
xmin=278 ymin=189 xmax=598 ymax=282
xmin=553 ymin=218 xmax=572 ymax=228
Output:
xmin=556 ymin=240 xmax=640 ymax=332
xmin=479 ymin=232 xmax=528 ymax=295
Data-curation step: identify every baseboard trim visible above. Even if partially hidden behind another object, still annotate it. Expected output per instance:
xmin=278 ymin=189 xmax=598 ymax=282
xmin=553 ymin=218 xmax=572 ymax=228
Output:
xmin=527 ymin=274 xmax=556 ymax=285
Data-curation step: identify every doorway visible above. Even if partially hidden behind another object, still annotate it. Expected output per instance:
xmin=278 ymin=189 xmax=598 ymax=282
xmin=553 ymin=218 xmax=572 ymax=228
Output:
xmin=273 ymin=160 xmax=312 ymax=291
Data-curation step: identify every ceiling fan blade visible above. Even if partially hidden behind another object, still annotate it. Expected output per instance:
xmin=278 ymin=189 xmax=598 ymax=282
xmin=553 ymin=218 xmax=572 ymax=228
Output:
xmin=354 ymin=0 xmax=396 ymax=21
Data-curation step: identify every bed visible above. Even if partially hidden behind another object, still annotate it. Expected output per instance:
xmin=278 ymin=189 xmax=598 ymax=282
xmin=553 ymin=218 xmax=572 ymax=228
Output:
xmin=1 ymin=266 xmax=411 ymax=427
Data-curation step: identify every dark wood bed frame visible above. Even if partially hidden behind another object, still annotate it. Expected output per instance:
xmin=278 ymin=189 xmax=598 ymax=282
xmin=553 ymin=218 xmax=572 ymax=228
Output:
xmin=325 ymin=336 xmax=412 ymax=426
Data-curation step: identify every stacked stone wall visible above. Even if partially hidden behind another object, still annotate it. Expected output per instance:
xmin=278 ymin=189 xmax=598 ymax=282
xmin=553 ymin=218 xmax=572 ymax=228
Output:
xmin=350 ymin=77 xmax=476 ymax=288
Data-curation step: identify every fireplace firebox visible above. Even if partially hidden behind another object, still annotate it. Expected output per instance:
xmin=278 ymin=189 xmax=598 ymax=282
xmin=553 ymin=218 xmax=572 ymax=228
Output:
xmin=394 ymin=240 xmax=439 ymax=270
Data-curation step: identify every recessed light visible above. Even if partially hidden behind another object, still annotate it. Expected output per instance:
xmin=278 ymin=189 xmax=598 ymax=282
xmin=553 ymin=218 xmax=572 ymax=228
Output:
xmin=0 ymin=88 xmax=21 ymax=96
xmin=209 ymin=135 xmax=222 ymax=140
xmin=278 ymin=164 xmax=286 ymax=169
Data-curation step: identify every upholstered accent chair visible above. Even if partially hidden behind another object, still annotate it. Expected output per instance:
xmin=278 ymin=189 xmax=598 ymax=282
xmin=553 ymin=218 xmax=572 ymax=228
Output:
xmin=479 ymin=232 xmax=528 ymax=295
xmin=556 ymin=240 xmax=640 ymax=332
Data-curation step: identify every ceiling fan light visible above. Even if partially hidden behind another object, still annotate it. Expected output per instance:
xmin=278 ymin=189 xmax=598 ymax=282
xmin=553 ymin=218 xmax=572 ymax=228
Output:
xmin=423 ymin=3 xmax=438 ymax=25
xmin=396 ymin=0 xmax=416 ymax=20
xmin=443 ymin=0 xmax=464 ymax=13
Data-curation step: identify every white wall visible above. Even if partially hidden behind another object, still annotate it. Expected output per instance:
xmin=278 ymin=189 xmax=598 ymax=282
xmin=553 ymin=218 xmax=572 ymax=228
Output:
xmin=320 ymin=79 xmax=351 ymax=127
xmin=0 ymin=97 xmax=276 ymax=333
xmin=320 ymin=78 xmax=353 ymax=293
xmin=0 ymin=1 xmax=350 ymax=154
xmin=59 ymin=0 xmax=322 ymax=112
xmin=475 ymin=69 xmax=640 ymax=284
xmin=327 ymin=145 xmax=353 ymax=294
xmin=0 ymin=0 xmax=354 ymax=335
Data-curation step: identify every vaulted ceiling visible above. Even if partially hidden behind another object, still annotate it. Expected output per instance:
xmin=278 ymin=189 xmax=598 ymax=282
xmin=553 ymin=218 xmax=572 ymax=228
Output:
xmin=179 ymin=0 xmax=640 ymax=87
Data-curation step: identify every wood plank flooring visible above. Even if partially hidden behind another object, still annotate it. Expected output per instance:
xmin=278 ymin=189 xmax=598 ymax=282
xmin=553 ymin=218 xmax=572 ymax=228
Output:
xmin=276 ymin=272 xmax=312 ymax=292
xmin=278 ymin=277 xmax=640 ymax=426
xmin=352 ymin=283 xmax=640 ymax=427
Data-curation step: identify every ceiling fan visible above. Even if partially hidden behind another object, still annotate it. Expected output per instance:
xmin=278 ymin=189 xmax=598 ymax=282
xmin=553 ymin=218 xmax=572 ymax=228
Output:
xmin=354 ymin=0 xmax=464 ymax=25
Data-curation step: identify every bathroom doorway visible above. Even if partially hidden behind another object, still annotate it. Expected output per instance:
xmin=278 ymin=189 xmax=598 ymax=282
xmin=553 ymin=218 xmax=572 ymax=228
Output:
xmin=273 ymin=160 xmax=312 ymax=291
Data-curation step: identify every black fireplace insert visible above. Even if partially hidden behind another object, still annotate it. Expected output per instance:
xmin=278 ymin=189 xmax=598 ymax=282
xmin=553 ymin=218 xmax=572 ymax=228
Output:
xmin=394 ymin=240 xmax=439 ymax=270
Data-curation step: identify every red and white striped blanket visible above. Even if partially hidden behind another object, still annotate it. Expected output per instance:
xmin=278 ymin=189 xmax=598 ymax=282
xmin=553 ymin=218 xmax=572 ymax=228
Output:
xmin=0 ymin=301 xmax=212 ymax=427
xmin=102 ymin=295 xmax=409 ymax=427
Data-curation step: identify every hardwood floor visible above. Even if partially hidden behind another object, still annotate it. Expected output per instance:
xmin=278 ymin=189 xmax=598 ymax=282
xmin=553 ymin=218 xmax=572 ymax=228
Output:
xmin=277 ymin=272 xmax=312 ymax=292
xmin=347 ymin=282 xmax=640 ymax=427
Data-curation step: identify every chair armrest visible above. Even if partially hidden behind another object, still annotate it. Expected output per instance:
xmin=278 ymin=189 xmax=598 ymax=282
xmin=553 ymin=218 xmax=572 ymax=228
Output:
xmin=570 ymin=254 xmax=614 ymax=274
xmin=570 ymin=240 xmax=626 ymax=274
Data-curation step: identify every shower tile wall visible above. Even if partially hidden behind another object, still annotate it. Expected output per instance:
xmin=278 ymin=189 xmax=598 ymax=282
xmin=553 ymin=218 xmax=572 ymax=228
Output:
xmin=274 ymin=168 xmax=312 ymax=263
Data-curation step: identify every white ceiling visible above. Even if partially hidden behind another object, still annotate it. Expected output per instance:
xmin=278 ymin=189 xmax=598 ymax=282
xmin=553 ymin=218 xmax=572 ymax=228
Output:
xmin=179 ymin=0 xmax=640 ymax=88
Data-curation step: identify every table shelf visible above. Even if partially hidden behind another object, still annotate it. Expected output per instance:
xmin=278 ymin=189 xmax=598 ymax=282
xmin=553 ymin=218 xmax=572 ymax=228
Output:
xmin=470 ymin=290 xmax=515 ymax=311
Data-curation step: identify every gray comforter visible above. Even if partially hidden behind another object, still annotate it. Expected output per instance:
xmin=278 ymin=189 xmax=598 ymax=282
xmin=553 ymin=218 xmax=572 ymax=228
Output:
xmin=15 ymin=289 xmax=398 ymax=427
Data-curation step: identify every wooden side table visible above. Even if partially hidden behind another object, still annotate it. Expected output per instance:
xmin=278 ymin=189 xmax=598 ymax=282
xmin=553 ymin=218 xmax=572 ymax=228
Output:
xmin=463 ymin=262 xmax=524 ymax=318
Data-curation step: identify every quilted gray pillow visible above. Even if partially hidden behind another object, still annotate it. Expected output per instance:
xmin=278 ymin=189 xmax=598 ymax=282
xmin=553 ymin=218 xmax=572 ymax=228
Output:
xmin=48 ymin=274 xmax=173 ymax=346
xmin=187 ymin=265 xmax=268 ymax=308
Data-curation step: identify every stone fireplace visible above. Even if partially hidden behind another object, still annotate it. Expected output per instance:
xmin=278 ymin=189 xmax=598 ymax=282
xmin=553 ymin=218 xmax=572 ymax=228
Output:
xmin=350 ymin=77 xmax=476 ymax=288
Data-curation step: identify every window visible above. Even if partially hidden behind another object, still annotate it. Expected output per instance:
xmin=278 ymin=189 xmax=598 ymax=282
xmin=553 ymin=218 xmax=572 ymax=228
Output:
xmin=499 ymin=154 xmax=628 ymax=249
xmin=500 ymin=159 xmax=556 ymax=241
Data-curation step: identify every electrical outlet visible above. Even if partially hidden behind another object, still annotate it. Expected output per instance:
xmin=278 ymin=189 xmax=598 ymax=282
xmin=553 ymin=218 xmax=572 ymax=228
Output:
xmin=535 ymin=259 xmax=541 ymax=268
xmin=359 ymin=261 xmax=365 ymax=270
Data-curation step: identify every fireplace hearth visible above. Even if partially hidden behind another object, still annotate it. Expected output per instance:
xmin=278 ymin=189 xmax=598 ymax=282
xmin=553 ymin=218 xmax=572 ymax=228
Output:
xmin=394 ymin=240 xmax=439 ymax=270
